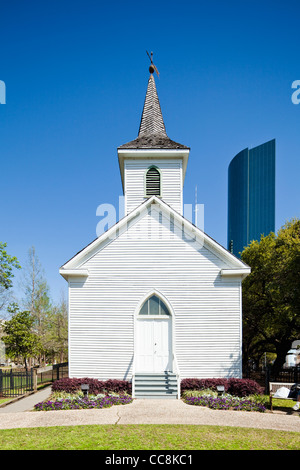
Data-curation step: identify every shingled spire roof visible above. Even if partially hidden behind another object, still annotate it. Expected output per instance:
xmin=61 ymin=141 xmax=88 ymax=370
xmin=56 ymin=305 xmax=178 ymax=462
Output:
xmin=118 ymin=70 xmax=189 ymax=150
xmin=138 ymin=74 xmax=167 ymax=138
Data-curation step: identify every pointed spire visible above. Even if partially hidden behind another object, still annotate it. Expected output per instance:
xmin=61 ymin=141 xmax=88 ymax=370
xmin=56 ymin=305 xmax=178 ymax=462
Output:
xmin=118 ymin=56 xmax=189 ymax=150
xmin=138 ymin=74 xmax=167 ymax=138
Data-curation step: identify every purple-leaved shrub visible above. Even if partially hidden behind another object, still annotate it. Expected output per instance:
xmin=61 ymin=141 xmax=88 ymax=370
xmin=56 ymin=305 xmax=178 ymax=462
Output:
xmin=181 ymin=378 xmax=263 ymax=397
xmin=51 ymin=377 xmax=132 ymax=395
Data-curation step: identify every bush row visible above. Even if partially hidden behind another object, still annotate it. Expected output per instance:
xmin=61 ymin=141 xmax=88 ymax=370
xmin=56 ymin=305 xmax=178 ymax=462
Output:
xmin=180 ymin=378 xmax=264 ymax=397
xmin=52 ymin=377 xmax=132 ymax=395
xmin=52 ymin=377 xmax=263 ymax=398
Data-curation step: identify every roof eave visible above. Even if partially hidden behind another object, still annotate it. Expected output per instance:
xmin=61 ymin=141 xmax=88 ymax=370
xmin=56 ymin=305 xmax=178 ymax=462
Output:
xmin=59 ymin=269 xmax=89 ymax=280
xmin=60 ymin=195 xmax=250 ymax=275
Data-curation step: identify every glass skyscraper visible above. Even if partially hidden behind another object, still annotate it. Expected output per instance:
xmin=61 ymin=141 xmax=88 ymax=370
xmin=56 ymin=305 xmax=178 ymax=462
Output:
xmin=227 ymin=139 xmax=275 ymax=258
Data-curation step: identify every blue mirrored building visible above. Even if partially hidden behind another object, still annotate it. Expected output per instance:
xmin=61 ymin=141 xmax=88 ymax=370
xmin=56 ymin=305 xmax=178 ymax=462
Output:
xmin=227 ymin=139 xmax=275 ymax=257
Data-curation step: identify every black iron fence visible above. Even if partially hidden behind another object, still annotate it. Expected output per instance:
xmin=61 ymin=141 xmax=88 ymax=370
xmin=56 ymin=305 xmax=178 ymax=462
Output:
xmin=0 ymin=368 xmax=33 ymax=398
xmin=0 ymin=363 xmax=68 ymax=398
xmin=36 ymin=362 xmax=68 ymax=386
xmin=244 ymin=366 xmax=300 ymax=394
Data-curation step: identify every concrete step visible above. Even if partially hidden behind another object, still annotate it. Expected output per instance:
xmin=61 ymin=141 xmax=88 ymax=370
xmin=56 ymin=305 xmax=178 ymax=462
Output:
xmin=135 ymin=373 xmax=176 ymax=378
xmin=135 ymin=394 xmax=178 ymax=399
xmin=134 ymin=379 xmax=177 ymax=385
xmin=135 ymin=388 xmax=177 ymax=394
xmin=135 ymin=375 xmax=176 ymax=382
xmin=134 ymin=372 xmax=178 ymax=399
xmin=135 ymin=385 xmax=177 ymax=389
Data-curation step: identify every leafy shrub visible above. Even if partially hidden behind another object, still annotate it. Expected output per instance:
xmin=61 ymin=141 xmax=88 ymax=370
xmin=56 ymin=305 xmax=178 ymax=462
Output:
xmin=227 ymin=378 xmax=264 ymax=397
xmin=248 ymin=394 xmax=268 ymax=407
xmin=181 ymin=378 xmax=263 ymax=397
xmin=104 ymin=379 xmax=132 ymax=394
xmin=181 ymin=378 xmax=228 ymax=393
xmin=51 ymin=377 xmax=132 ymax=395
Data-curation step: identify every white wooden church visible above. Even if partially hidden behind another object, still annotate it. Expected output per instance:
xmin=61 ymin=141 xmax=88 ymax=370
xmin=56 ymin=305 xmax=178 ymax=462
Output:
xmin=60 ymin=63 xmax=250 ymax=398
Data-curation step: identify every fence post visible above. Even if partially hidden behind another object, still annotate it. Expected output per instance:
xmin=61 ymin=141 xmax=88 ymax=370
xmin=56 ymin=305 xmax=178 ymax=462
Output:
xmin=0 ymin=369 xmax=2 ymax=396
xmin=10 ymin=369 xmax=14 ymax=392
xmin=33 ymin=368 xmax=37 ymax=392
xmin=294 ymin=366 xmax=298 ymax=384
xmin=265 ymin=366 xmax=270 ymax=395
xmin=26 ymin=368 xmax=31 ymax=391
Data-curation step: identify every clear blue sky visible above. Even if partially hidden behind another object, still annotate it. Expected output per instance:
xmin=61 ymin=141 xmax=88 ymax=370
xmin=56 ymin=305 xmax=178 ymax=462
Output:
xmin=1 ymin=0 xmax=299 ymax=305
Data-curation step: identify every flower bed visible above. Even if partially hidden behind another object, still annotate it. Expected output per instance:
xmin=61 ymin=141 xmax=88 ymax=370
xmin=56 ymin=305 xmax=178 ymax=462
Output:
xmin=34 ymin=394 xmax=133 ymax=411
xmin=183 ymin=395 xmax=266 ymax=412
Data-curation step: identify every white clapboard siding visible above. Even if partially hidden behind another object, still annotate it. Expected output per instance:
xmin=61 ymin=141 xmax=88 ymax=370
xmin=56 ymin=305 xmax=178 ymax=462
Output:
xmin=68 ymin=205 xmax=242 ymax=381
xmin=124 ymin=159 xmax=182 ymax=214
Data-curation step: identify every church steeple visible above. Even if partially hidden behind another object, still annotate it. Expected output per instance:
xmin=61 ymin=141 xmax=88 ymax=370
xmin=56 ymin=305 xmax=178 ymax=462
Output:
xmin=118 ymin=54 xmax=189 ymax=150
xmin=118 ymin=56 xmax=190 ymax=215
xmin=138 ymin=73 xmax=167 ymax=138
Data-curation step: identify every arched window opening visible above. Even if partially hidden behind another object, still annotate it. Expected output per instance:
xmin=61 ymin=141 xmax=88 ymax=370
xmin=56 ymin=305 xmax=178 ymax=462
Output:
xmin=145 ymin=166 xmax=161 ymax=197
xmin=139 ymin=295 xmax=170 ymax=316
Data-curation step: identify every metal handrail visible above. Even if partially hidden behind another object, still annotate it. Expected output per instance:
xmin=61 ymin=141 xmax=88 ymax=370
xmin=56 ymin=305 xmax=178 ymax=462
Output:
xmin=173 ymin=353 xmax=181 ymax=399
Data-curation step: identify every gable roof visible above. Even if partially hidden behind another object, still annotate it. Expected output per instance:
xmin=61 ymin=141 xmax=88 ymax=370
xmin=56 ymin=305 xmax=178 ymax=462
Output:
xmin=60 ymin=196 xmax=250 ymax=280
xmin=118 ymin=74 xmax=189 ymax=150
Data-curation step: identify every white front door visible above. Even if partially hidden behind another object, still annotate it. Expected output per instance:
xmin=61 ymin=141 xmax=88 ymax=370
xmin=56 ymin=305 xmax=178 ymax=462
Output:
xmin=136 ymin=318 xmax=172 ymax=373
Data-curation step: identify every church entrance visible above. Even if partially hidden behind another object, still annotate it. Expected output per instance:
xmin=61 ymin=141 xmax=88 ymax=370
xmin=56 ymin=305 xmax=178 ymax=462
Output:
xmin=135 ymin=294 xmax=172 ymax=373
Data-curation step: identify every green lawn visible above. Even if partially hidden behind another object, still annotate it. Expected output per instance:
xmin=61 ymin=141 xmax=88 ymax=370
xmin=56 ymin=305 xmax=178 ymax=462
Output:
xmin=0 ymin=424 xmax=299 ymax=450
xmin=270 ymin=397 xmax=297 ymax=410
xmin=0 ymin=398 xmax=11 ymax=405
xmin=0 ymin=393 xmax=299 ymax=450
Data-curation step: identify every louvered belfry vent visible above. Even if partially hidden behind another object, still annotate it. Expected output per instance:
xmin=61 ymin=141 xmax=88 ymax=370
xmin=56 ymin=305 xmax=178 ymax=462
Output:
xmin=146 ymin=167 xmax=161 ymax=196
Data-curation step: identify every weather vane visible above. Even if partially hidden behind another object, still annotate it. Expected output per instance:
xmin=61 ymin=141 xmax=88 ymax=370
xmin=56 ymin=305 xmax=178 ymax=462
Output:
xmin=146 ymin=51 xmax=160 ymax=77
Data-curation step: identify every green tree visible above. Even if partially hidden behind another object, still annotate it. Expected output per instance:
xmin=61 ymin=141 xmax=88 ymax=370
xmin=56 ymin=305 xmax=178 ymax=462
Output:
xmin=0 ymin=242 xmax=21 ymax=290
xmin=21 ymin=247 xmax=52 ymax=365
xmin=2 ymin=304 xmax=41 ymax=371
xmin=241 ymin=218 xmax=300 ymax=373
xmin=44 ymin=294 xmax=68 ymax=363
xmin=0 ymin=242 xmax=21 ymax=314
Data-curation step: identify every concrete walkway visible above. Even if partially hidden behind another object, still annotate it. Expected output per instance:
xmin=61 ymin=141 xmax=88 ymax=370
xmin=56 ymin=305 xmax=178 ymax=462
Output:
xmin=0 ymin=386 xmax=52 ymax=413
xmin=0 ymin=388 xmax=299 ymax=432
